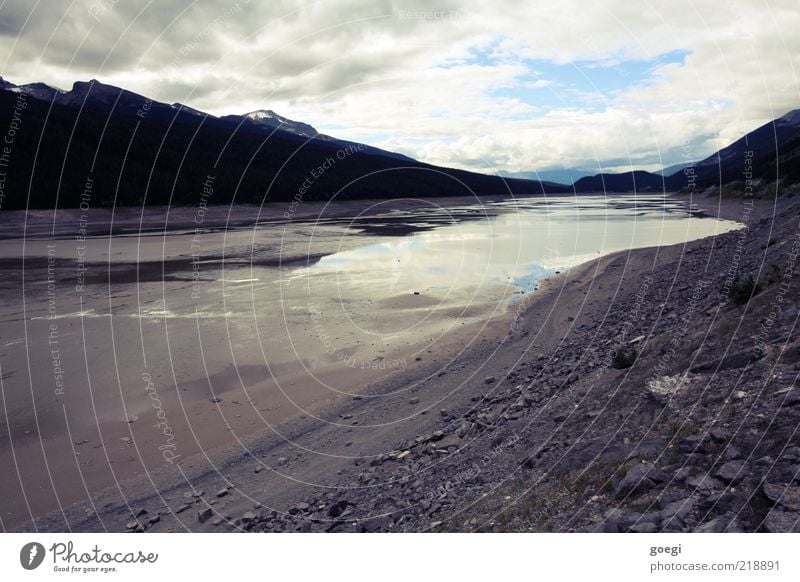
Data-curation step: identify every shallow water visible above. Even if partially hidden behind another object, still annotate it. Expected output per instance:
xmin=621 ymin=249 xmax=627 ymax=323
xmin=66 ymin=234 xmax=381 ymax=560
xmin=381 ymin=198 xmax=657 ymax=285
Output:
xmin=295 ymin=195 xmax=741 ymax=302
xmin=0 ymin=194 xmax=741 ymax=527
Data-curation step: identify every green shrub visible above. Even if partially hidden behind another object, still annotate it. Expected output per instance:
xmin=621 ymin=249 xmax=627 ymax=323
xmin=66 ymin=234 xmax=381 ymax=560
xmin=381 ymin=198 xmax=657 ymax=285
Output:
xmin=611 ymin=347 xmax=637 ymax=369
xmin=728 ymin=274 xmax=761 ymax=305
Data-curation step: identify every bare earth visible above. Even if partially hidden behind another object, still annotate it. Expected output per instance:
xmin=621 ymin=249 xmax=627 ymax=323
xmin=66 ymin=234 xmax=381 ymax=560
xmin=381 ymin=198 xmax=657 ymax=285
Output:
xmin=3 ymin=189 xmax=799 ymax=533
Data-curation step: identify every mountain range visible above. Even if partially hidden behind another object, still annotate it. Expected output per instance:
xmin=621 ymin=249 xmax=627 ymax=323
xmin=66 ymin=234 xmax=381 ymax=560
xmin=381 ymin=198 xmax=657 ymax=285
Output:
xmin=1 ymin=77 xmax=799 ymax=209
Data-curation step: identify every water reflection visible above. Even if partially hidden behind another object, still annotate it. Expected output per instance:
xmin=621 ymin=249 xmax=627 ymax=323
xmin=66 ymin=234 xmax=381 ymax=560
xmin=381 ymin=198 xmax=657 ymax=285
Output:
xmin=298 ymin=195 xmax=740 ymax=302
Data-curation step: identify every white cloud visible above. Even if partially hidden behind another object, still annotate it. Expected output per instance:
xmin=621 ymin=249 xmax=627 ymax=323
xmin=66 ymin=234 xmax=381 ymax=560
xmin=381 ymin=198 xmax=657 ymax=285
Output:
xmin=1 ymin=0 xmax=799 ymax=174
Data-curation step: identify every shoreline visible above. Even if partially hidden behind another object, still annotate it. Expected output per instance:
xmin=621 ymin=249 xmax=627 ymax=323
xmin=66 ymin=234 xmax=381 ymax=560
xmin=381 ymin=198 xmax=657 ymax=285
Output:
xmin=11 ymin=190 xmax=791 ymax=533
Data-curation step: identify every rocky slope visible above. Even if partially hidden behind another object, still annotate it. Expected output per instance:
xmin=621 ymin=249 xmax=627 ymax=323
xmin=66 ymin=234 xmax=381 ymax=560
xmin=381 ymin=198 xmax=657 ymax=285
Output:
xmin=228 ymin=188 xmax=800 ymax=533
xmin=22 ymin=188 xmax=800 ymax=534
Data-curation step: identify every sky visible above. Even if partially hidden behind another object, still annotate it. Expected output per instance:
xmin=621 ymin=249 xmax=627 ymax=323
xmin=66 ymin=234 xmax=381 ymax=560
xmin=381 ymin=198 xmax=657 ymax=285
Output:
xmin=1 ymin=0 xmax=799 ymax=175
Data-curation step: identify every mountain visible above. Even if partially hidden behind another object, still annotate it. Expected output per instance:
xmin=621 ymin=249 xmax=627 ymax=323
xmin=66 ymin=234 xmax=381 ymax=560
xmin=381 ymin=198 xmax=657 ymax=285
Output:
xmin=0 ymin=78 xmax=568 ymax=209
xmin=676 ymin=109 xmax=800 ymax=189
xmin=572 ymin=109 xmax=800 ymax=193
xmin=498 ymin=168 xmax=597 ymax=185
xmin=572 ymin=170 xmax=667 ymax=193
xmin=657 ymin=161 xmax=694 ymax=177
xmin=237 ymin=109 xmax=319 ymax=138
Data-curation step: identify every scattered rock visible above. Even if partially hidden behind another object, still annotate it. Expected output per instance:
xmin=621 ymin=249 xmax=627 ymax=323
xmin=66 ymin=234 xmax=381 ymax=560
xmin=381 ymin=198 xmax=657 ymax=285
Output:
xmin=198 ymin=508 xmax=214 ymax=523
xmin=628 ymin=521 xmax=658 ymax=533
xmin=686 ymin=473 xmax=724 ymax=493
xmin=762 ymin=510 xmax=800 ymax=532
xmin=779 ymin=388 xmax=800 ymax=407
xmin=328 ymin=500 xmax=351 ymax=518
xmin=715 ymin=460 xmax=746 ymax=484
xmin=615 ymin=463 xmax=662 ymax=498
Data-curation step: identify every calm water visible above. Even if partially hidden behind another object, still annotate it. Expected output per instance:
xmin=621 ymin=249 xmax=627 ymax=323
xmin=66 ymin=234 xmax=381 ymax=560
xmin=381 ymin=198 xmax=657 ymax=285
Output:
xmin=296 ymin=195 xmax=741 ymax=302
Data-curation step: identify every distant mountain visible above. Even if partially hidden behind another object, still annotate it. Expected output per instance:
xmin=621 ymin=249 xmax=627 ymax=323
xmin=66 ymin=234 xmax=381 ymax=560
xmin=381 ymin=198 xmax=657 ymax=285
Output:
xmin=0 ymin=77 xmax=567 ymax=209
xmin=498 ymin=168 xmax=596 ymax=185
xmin=236 ymin=109 xmax=319 ymax=138
xmin=674 ymin=109 xmax=800 ymax=189
xmin=656 ymin=161 xmax=694 ymax=177
xmin=572 ymin=170 xmax=667 ymax=193
xmin=572 ymin=110 xmax=800 ymax=193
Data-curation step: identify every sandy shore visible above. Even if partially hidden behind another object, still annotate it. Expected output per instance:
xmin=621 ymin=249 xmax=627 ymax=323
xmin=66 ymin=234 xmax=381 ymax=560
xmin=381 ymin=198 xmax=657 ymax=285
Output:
xmin=5 ymin=190 xmax=777 ymax=533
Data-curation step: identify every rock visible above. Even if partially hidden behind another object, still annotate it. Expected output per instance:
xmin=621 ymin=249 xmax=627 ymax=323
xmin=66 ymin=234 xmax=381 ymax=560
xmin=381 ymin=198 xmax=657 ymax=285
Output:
xmin=714 ymin=460 xmax=746 ymax=484
xmin=782 ymin=447 xmax=800 ymax=462
xmin=762 ymin=482 xmax=800 ymax=511
xmin=659 ymin=497 xmax=697 ymax=529
xmin=295 ymin=502 xmax=311 ymax=513
xmin=147 ymin=515 xmax=161 ymax=526
xmin=328 ymin=500 xmax=351 ymax=518
xmin=696 ymin=512 xmax=740 ymax=533
xmin=134 ymin=508 xmax=148 ymax=518
xmin=779 ymin=388 xmax=800 ymax=407
xmin=125 ymin=520 xmax=140 ymax=530
xmin=733 ymin=390 xmax=748 ymax=400
xmin=359 ymin=515 xmax=390 ymax=532
xmin=296 ymin=520 xmax=313 ymax=533
xmin=241 ymin=511 xmax=257 ymax=523
xmin=686 ymin=473 xmax=724 ymax=493
xmin=198 ymin=508 xmax=214 ymax=523
xmin=408 ymin=397 xmax=420 ymax=405
xmin=215 ymin=488 xmax=229 ymax=498
xmin=209 ymin=397 xmax=222 ymax=403
xmin=628 ymin=522 xmax=658 ymax=533
xmin=484 ymin=376 xmax=496 ymax=384
xmin=174 ymin=503 xmax=191 ymax=514
xmin=709 ymin=428 xmax=730 ymax=443
xmin=440 ymin=409 xmax=449 ymax=417
xmin=762 ymin=510 xmax=800 ymax=532
xmin=679 ymin=433 xmax=710 ymax=453
xmin=615 ymin=463 xmax=661 ymax=498
xmin=645 ymin=375 xmax=685 ymax=404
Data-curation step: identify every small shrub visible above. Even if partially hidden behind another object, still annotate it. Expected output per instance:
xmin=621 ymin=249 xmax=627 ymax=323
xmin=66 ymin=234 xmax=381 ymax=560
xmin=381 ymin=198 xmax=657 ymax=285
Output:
xmin=728 ymin=274 xmax=761 ymax=305
xmin=611 ymin=347 xmax=637 ymax=369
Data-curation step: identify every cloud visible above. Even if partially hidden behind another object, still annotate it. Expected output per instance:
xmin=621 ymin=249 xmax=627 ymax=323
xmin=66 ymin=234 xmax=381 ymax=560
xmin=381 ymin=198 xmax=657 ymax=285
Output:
xmin=1 ymin=0 xmax=799 ymax=173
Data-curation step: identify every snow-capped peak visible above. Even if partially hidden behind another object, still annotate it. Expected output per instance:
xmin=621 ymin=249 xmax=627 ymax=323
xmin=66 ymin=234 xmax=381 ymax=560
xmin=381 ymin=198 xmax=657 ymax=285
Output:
xmin=242 ymin=109 xmax=319 ymax=138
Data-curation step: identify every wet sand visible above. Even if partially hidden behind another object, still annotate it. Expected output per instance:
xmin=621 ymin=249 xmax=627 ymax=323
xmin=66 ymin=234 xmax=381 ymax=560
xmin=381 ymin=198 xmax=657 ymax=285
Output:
xmin=0 ymin=193 xmax=739 ymax=530
xmin=0 ymin=197 xmax=515 ymax=529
